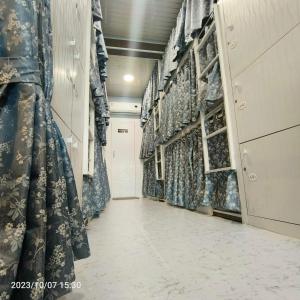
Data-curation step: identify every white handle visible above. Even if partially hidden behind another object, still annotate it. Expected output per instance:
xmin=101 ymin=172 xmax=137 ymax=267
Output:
xmin=69 ymin=39 xmax=76 ymax=46
xmin=242 ymin=150 xmax=248 ymax=172
xmin=229 ymin=41 xmax=237 ymax=49
xmin=227 ymin=24 xmax=234 ymax=31
xmin=72 ymin=142 xmax=78 ymax=149
xmin=65 ymin=136 xmax=73 ymax=144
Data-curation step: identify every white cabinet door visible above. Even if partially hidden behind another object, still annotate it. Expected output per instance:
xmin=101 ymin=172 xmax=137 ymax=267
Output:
xmin=71 ymin=0 xmax=91 ymax=143
xmin=110 ymin=118 xmax=137 ymax=198
xmin=222 ymin=0 xmax=300 ymax=78
xmin=51 ymin=0 xmax=74 ymax=130
xmin=134 ymin=119 xmax=143 ymax=198
xmin=241 ymin=126 xmax=300 ymax=225
xmin=52 ymin=110 xmax=72 ymax=156
xmin=233 ymin=24 xmax=300 ymax=143
xmin=70 ymin=135 xmax=84 ymax=203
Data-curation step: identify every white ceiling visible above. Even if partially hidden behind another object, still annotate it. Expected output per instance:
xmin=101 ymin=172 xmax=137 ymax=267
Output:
xmin=106 ymin=55 xmax=156 ymax=98
xmin=101 ymin=0 xmax=183 ymax=43
xmin=102 ymin=0 xmax=183 ymax=98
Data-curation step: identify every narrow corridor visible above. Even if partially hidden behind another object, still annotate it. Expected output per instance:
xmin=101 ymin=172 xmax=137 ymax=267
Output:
xmin=62 ymin=199 xmax=300 ymax=300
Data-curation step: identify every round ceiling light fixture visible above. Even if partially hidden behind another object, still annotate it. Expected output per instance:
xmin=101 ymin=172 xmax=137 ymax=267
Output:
xmin=123 ymin=74 xmax=135 ymax=82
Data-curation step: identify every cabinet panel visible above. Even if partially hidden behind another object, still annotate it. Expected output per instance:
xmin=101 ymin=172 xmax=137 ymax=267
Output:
xmin=71 ymin=0 xmax=91 ymax=142
xmin=233 ymin=24 xmax=300 ymax=143
xmin=222 ymin=0 xmax=300 ymax=78
xmin=241 ymin=126 xmax=300 ymax=225
xmin=71 ymin=62 xmax=87 ymax=142
xmin=51 ymin=0 xmax=74 ymax=129
xmin=71 ymin=135 xmax=84 ymax=203
xmin=52 ymin=110 xmax=72 ymax=156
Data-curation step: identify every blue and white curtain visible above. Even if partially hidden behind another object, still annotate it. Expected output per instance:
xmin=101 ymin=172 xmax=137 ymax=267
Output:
xmin=140 ymin=114 xmax=155 ymax=159
xmin=160 ymin=51 xmax=198 ymax=143
xmin=159 ymin=0 xmax=216 ymax=90
xmin=165 ymin=128 xmax=204 ymax=209
xmin=82 ymin=0 xmax=111 ymax=223
xmin=141 ymin=61 xmax=160 ymax=126
xmin=143 ymin=158 xmax=164 ymax=199
xmin=141 ymin=0 xmax=241 ymax=213
xmin=197 ymin=31 xmax=223 ymax=112
xmin=0 ymin=1 xmax=90 ymax=299
xmin=90 ymin=0 xmax=110 ymax=146
xmin=83 ymin=134 xmax=110 ymax=221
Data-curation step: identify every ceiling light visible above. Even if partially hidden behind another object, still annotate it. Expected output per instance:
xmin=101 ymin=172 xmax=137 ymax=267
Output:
xmin=123 ymin=74 xmax=134 ymax=82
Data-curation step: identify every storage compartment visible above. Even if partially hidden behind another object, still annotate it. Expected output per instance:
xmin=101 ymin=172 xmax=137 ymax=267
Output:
xmin=233 ymin=24 xmax=300 ymax=143
xmin=222 ymin=0 xmax=300 ymax=78
xmin=240 ymin=125 xmax=300 ymax=225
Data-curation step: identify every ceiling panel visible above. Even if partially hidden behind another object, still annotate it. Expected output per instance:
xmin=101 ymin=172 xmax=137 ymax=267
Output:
xmin=101 ymin=0 xmax=183 ymax=44
xmin=106 ymin=55 xmax=156 ymax=98
xmin=102 ymin=0 xmax=183 ymax=98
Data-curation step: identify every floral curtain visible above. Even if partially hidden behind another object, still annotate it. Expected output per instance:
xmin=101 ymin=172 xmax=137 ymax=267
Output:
xmin=160 ymin=51 xmax=198 ymax=144
xmin=158 ymin=28 xmax=178 ymax=91
xmin=141 ymin=7 xmax=241 ymax=213
xmin=141 ymin=61 xmax=160 ymax=126
xmin=142 ymin=157 xmax=164 ymax=199
xmin=90 ymin=3 xmax=110 ymax=146
xmin=140 ymin=114 xmax=155 ymax=159
xmin=184 ymin=0 xmax=215 ymax=44
xmin=202 ymin=171 xmax=241 ymax=212
xmin=164 ymin=128 xmax=205 ymax=209
xmin=158 ymin=0 xmax=215 ymax=91
xmin=81 ymin=0 xmax=111 ymax=223
xmin=82 ymin=134 xmax=110 ymax=222
xmin=0 ymin=1 xmax=90 ymax=299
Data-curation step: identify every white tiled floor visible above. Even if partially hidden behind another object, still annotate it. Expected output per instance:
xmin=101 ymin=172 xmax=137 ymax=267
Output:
xmin=62 ymin=199 xmax=300 ymax=300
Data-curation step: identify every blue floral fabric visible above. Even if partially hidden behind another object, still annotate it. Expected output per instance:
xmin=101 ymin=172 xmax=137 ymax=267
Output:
xmin=158 ymin=29 xmax=179 ymax=91
xmin=140 ymin=1 xmax=240 ymax=214
xmin=0 ymin=1 xmax=90 ymax=299
xmin=164 ymin=128 xmax=205 ymax=209
xmin=160 ymin=51 xmax=198 ymax=143
xmin=81 ymin=0 xmax=111 ymax=224
xmin=92 ymin=0 xmax=108 ymax=82
xmin=82 ymin=134 xmax=110 ymax=221
xmin=158 ymin=0 xmax=215 ymax=90
xmin=202 ymin=171 xmax=241 ymax=212
xmin=140 ymin=114 xmax=155 ymax=159
xmin=142 ymin=157 xmax=164 ymax=199
xmin=141 ymin=61 xmax=160 ymax=126
xmin=90 ymin=0 xmax=110 ymax=146
xmin=184 ymin=0 xmax=215 ymax=44
xmin=197 ymin=31 xmax=223 ymax=112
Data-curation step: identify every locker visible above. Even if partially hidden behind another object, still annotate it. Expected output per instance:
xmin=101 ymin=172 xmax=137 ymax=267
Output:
xmin=240 ymin=126 xmax=300 ymax=225
xmin=222 ymin=0 xmax=300 ymax=78
xmin=52 ymin=0 xmax=74 ymax=129
xmin=233 ymin=24 xmax=300 ymax=143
